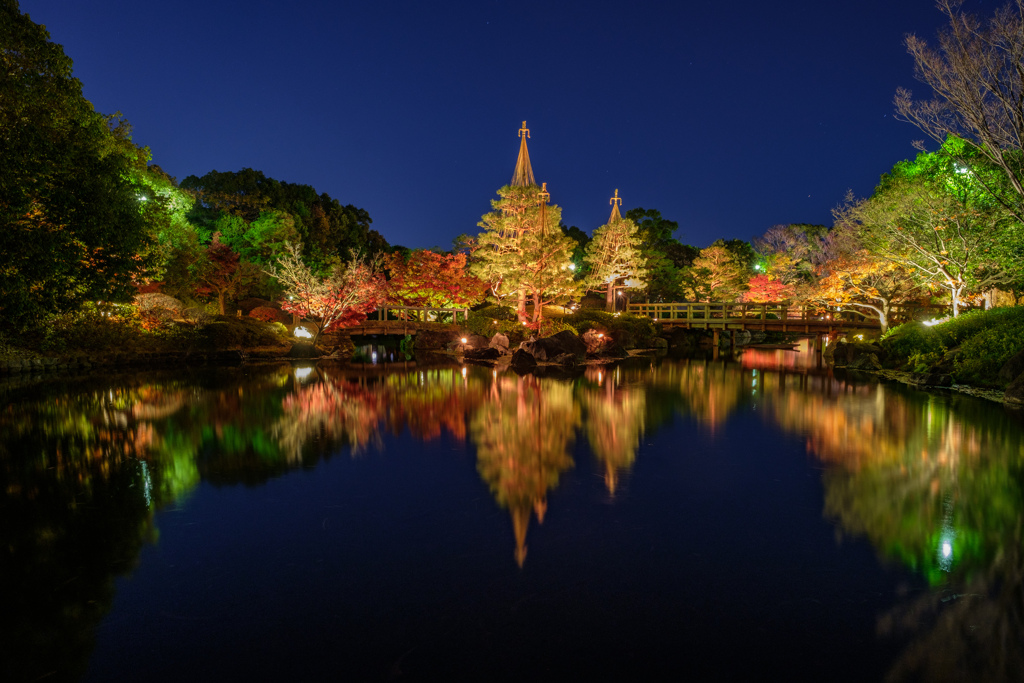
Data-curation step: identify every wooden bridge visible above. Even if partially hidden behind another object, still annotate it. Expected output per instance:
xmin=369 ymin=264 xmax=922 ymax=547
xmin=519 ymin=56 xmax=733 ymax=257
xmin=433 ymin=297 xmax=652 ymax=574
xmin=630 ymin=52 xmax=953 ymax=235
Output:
xmin=352 ymin=305 xmax=471 ymax=336
xmin=625 ymin=302 xmax=929 ymax=334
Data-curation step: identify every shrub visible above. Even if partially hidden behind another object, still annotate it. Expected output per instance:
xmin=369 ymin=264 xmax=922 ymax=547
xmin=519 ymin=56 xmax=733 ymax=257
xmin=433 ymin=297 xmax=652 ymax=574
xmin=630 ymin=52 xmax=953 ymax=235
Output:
xmin=466 ymin=304 xmax=517 ymax=338
xmin=536 ymin=319 xmax=578 ymax=337
xmin=200 ymin=317 xmax=286 ymax=349
xmin=952 ymin=311 xmax=1024 ymax=385
xmin=564 ymin=310 xmax=656 ymax=349
xmin=882 ymin=307 xmax=1024 ymax=385
xmin=36 ymin=302 xmax=146 ymax=352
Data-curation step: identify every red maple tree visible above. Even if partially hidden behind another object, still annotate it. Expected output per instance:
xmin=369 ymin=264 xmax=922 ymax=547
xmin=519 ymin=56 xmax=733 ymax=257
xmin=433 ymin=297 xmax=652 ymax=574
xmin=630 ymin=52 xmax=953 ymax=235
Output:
xmin=742 ymin=274 xmax=792 ymax=303
xmin=385 ymin=250 xmax=487 ymax=308
xmin=270 ymin=243 xmax=387 ymax=347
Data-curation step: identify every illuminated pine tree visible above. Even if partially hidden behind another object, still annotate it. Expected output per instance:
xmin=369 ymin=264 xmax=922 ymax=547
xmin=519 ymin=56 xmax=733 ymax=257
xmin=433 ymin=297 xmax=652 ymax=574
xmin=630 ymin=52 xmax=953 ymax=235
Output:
xmin=584 ymin=190 xmax=649 ymax=311
xmin=473 ymin=123 xmax=579 ymax=325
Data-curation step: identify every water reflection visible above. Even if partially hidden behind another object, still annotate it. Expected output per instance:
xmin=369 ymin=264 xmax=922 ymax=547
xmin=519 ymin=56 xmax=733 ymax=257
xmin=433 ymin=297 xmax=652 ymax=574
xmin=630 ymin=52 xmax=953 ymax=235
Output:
xmin=2 ymin=349 xmax=1024 ymax=680
xmin=473 ymin=375 xmax=578 ymax=566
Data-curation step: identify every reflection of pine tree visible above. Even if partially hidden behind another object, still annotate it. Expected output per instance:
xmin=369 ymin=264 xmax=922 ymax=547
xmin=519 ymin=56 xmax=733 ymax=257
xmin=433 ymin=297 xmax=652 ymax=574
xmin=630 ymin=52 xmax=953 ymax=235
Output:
xmin=580 ymin=379 xmax=646 ymax=495
xmin=471 ymin=375 xmax=579 ymax=566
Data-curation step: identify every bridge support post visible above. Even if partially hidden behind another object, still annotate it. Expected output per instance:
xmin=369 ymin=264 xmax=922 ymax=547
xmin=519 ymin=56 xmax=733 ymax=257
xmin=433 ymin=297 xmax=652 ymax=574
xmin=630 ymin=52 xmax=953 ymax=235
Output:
xmin=713 ymin=329 xmax=720 ymax=348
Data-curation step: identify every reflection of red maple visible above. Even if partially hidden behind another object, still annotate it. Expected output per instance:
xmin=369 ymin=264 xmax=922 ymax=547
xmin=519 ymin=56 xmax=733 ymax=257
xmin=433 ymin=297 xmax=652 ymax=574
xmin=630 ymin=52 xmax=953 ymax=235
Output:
xmin=278 ymin=378 xmax=385 ymax=457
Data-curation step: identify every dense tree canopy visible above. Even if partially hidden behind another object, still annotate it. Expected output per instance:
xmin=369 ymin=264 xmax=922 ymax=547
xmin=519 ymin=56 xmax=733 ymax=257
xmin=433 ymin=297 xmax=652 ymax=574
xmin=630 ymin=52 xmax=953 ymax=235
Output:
xmin=384 ymin=250 xmax=486 ymax=308
xmin=839 ymin=150 xmax=1015 ymax=316
xmin=181 ymin=168 xmax=387 ymax=268
xmin=625 ymin=208 xmax=697 ymax=302
xmin=680 ymin=241 xmax=749 ymax=301
xmin=1 ymin=2 xmax=152 ymax=328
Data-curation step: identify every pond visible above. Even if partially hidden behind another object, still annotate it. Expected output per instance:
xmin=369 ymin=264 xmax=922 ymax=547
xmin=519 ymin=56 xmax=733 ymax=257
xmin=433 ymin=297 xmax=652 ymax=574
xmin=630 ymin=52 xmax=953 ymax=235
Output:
xmin=2 ymin=345 xmax=1023 ymax=682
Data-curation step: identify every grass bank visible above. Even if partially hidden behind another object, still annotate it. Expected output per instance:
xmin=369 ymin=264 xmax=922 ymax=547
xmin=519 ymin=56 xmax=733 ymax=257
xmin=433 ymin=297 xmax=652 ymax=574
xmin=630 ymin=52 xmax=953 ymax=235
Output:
xmin=880 ymin=307 xmax=1024 ymax=388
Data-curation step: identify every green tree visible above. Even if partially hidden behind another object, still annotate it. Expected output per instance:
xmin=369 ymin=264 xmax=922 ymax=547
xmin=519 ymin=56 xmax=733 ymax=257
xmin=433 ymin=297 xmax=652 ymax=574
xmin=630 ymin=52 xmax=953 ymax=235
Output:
xmin=474 ymin=184 xmax=578 ymax=324
xmin=625 ymin=207 xmax=698 ymax=302
xmin=181 ymin=168 xmax=386 ymax=267
xmin=1 ymin=2 xmax=152 ymax=328
xmin=680 ymin=240 xmax=748 ymax=301
xmin=560 ymin=224 xmax=590 ymax=280
xmin=840 ymin=150 xmax=1014 ymax=316
xmin=896 ymin=0 xmax=1024 ymax=213
xmin=584 ymin=215 xmax=648 ymax=311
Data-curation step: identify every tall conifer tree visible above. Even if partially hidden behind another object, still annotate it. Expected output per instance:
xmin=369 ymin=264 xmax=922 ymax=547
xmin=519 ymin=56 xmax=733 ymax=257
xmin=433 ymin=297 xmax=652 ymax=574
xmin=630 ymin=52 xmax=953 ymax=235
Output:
xmin=584 ymin=190 xmax=648 ymax=311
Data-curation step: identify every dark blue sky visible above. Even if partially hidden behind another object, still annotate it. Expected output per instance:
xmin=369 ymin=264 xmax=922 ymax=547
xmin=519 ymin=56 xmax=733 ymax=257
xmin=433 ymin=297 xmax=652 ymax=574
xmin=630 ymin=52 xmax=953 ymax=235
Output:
xmin=21 ymin=0 xmax=971 ymax=249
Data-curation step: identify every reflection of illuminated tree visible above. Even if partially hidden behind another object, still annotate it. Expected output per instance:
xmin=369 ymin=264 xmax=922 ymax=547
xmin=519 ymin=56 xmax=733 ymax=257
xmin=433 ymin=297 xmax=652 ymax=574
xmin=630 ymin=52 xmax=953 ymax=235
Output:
xmin=767 ymin=386 xmax=1020 ymax=582
xmin=880 ymin=544 xmax=1024 ymax=683
xmin=275 ymin=370 xmax=385 ymax=460
xmin=0 ymin=389 xmax=156 ymax=681
xmin=763 ymin=379 xmax=1024 ymax=681
xmin=472 ymin=375 xmax=579 ymax=566
xmin=580 ymin=379 xmax=646 ymax=495
xmin=647 ymin=360 xmax=745 ymax=430
xmin=382 ymin=368 xmax=484 ymax=442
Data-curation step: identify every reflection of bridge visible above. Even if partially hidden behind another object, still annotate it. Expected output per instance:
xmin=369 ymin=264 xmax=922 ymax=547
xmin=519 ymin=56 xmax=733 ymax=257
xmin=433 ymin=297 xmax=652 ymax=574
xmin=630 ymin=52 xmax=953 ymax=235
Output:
xmin=352 ymin=305 xmax=470 ymax=336
xmin=626 ymin=302 xmax=932 ymax=333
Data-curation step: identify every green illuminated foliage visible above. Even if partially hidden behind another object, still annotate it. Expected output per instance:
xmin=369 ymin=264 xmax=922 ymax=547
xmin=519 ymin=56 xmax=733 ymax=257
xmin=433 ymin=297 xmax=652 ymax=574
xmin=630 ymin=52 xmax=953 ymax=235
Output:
xmin=474 ymin=184 xmax=579 ymax=323
xmin=0 ymin=4 xmax=153 ymax=328
xmin=584 ymin=215 xmax=648 ymax=311
xmin=680 ymin=241 xmax=748 ymax=301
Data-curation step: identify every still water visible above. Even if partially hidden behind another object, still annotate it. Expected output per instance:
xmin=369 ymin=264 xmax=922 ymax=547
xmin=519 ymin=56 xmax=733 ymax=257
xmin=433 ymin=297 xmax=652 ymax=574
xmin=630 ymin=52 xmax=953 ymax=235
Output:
xmin=3 ymin=345 xmax=1023 ymax=682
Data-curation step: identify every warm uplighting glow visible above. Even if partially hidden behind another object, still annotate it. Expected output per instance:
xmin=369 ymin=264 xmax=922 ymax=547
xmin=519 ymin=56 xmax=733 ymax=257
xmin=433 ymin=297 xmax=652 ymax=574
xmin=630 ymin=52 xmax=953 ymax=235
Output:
xmin=923 ymin=317 xmax=950 ymax=327
xmin=568 ymin=263 xmax=576 ymax=271
xmin=294 ymin=326 xmax=312 ymax=339
xmin=461 ymin=367 xmax=468 ymax=379
xmin=460 ymin=337 xmax=468 ymax=344
xmin=597 ymin=333 xmax=604 ymax=338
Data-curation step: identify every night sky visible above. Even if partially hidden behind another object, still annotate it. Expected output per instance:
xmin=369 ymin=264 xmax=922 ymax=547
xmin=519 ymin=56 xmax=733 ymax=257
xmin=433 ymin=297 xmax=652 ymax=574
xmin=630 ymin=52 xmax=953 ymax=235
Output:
xmin=20 ymin=0 xmax=964 ymax=249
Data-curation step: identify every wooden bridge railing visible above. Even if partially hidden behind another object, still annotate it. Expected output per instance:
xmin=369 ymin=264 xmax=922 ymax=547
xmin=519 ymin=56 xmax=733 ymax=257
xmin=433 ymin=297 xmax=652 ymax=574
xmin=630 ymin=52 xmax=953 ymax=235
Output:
xmin=366 ymin=305 xmax=471 ymax=325
xmin=626 ymin=302 xmax=947 ymax=326
xmin=626 ymin=302 xmax=870 ymax=323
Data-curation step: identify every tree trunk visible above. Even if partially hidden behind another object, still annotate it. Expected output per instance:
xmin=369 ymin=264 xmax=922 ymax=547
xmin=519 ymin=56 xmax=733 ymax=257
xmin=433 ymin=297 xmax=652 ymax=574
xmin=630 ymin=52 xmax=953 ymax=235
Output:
xmin=517 ymin=289 xmax=528 ymax=322
xmin=606 ymin=282 xmax=615 ymax=312
xmin=218 ymin=291 xmax=227 ymax=316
